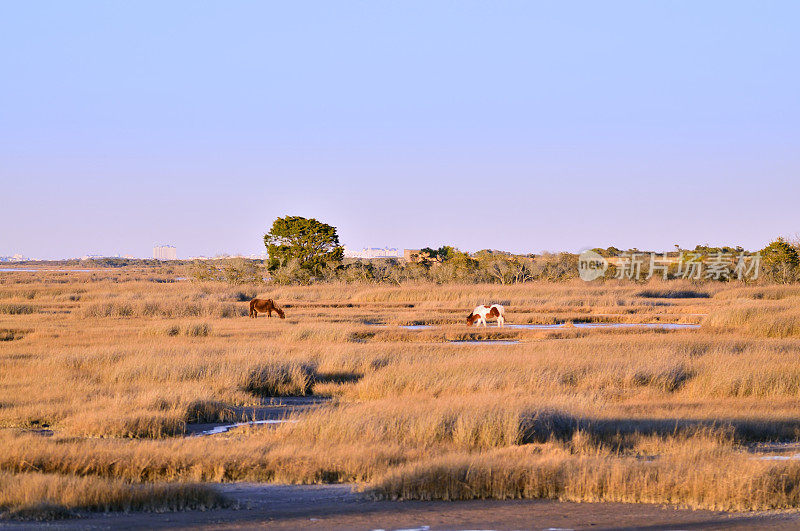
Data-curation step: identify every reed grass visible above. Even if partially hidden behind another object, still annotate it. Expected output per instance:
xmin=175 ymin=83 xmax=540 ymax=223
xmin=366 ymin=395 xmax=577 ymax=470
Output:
xmin=0 ymin=472 xmax=230 ymax=520
xmin=369 ymin=435 xmax=800 ymax=511
xmin=2 ymin=268 xmax=800 ymax=515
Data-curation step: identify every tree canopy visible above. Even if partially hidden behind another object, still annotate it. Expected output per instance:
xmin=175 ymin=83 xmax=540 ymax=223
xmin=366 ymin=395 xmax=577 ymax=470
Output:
xmin=264 ymin=216 xmax=344 ymax=272
xmin=761 ymin=237 xmax=799 ymax=283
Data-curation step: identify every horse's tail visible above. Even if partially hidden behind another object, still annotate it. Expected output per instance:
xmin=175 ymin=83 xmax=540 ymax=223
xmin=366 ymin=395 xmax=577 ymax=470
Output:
xmin=249 ymin=299 xmax=256 ymax=317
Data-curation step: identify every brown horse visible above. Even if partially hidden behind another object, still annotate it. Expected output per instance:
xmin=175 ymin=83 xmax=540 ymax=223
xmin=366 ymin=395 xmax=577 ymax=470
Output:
xmin=249 ymin=298 xmax=285 ymax=319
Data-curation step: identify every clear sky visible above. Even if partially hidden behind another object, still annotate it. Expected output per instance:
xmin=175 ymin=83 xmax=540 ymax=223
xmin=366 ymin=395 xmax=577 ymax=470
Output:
xmin=1 ymin=1 xmax=798 ymax=259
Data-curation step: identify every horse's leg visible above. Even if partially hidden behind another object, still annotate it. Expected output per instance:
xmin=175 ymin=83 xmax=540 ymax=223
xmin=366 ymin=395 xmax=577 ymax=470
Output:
xmin=267 ymin=308 xmax=272 ymax=318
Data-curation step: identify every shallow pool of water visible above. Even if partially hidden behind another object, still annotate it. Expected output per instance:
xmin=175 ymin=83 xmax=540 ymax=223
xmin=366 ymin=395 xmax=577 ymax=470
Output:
xmin=757 ymin=454 xmax=800 ymax=461
xmin=195 ymin=419 xmax=297 ymax=436
xmin=503 ymin=323 xmax=564 ymax=330
xmin=448 ymin=340 xmax=521 ymax=345
xmin=0 ymin=268 xmax=111 ymax=272
xmin=574 ymin=322 xmax=700 ymax=330
xmin=388 ymin=323 xmax=700 ymax=331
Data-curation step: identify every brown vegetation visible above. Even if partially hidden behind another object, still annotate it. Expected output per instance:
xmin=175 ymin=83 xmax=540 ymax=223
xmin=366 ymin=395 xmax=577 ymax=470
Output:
xmin=2 ymin=266 xmax=800 ymax=517
xmin=0 ymin=472 xmax=229 ymax=520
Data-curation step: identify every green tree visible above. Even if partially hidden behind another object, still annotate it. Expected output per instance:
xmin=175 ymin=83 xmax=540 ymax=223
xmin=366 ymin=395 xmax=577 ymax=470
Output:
xmin=434 ymin=249 xmax=477 ymax=282
xmin=761 ymin=237 xmax=799 ymax=283
xmin=264 ymin=216 xmax=344 ymax=273
xmin=417 ymin=247 xmax=441 ymax=265
xmin=417 ymin=246 xmax=457 ymax=266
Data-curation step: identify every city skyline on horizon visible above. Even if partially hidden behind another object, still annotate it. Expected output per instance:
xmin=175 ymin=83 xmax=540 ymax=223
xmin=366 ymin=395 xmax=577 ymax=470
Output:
xmin=2 ymin=235 xmax=792 ymax=262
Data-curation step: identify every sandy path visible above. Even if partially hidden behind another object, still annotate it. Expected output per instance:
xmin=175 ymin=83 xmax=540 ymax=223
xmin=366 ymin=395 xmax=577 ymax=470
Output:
xmin=5 ymin=484 xmax=799 ymax=530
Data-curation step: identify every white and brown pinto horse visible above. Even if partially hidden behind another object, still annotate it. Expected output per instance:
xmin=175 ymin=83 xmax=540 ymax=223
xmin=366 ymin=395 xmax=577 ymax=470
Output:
xmin=467 ymin=304 xmax=505 ymax=327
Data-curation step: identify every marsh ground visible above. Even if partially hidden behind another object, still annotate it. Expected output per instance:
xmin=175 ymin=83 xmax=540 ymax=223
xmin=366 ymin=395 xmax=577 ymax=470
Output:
xmin=3 ymin=484 xmax=800 ymax=530
xmin=3 ymin=265 xmax=800 ymax=524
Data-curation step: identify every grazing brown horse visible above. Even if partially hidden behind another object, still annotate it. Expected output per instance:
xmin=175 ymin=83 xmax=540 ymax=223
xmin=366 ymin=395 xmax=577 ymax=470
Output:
xmin=249 ymin=298 xmax=285 ymax=319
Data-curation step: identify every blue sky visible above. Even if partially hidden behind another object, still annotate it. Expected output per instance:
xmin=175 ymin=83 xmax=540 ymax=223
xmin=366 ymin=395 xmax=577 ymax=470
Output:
xmin=1 ymin=1 xmax=798 ymax=259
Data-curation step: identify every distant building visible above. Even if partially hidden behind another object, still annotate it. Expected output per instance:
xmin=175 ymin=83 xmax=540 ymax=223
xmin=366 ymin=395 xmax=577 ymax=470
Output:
xmin=153 ymin=245 xmax=177 ymax=260
xmin=79 ymin=253 xmax=132 ymax=260
xmin=344 ymin=247 xmax=403 ymax=259
xmin=221 ymin=253 xmax=268 ymax=260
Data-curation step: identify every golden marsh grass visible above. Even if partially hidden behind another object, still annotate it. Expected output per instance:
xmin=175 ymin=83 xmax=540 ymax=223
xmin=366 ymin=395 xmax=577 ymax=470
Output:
xmin=2 ymin=267 xmax=800 ymax=517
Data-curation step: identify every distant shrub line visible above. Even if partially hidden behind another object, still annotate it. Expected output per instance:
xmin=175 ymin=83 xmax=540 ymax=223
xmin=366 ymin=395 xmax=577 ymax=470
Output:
xmin=188 ymin=251 xmax=799 ymax=286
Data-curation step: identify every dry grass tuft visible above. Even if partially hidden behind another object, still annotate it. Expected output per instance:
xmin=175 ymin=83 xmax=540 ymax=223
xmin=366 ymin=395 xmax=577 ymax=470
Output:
xmin=637 ymin=289 xmax=710 ymax=299
xmin=243 ymin=362 xmax=316 ymax=397
xmin=160 ymin=322 xmax=212 ymax=337
xmin=185 ymin=400 xmax=236 ymax=423
xmin=0 ymin=304 xmax=36 ymax=315
xmin=0 ymin=328 xmax=29 ymax=341
xmin=368 ymin=435 xmax=800 ymax=511
xmin=64 ymin=412 xmax=187 ymax=439
xmin=704 ymin=301 xmax=800 ymax=337
xmin=0 ymin=472 xmax=230 ymax=520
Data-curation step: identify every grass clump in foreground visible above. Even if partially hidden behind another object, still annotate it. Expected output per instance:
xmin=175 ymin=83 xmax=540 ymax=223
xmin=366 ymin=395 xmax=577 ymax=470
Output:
xmin=0 ymin=472 xmax=230 ymax=521
xmin=0 ymin=304 xmax=36 ymax=315
xmin=703 ymin=300 xmax=800 ymax=338
xmin=0 ymin=328 xmax=28 ymax=341
xmin=163 ymin=322 xmax=212 ymax=337
xmin=367 ymin=433 xmax=800 ymax=511
xmin=243 ymin=362 xmax=316 ymax=396
xmin=185 ymin=400 xmax=236 ymax=423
